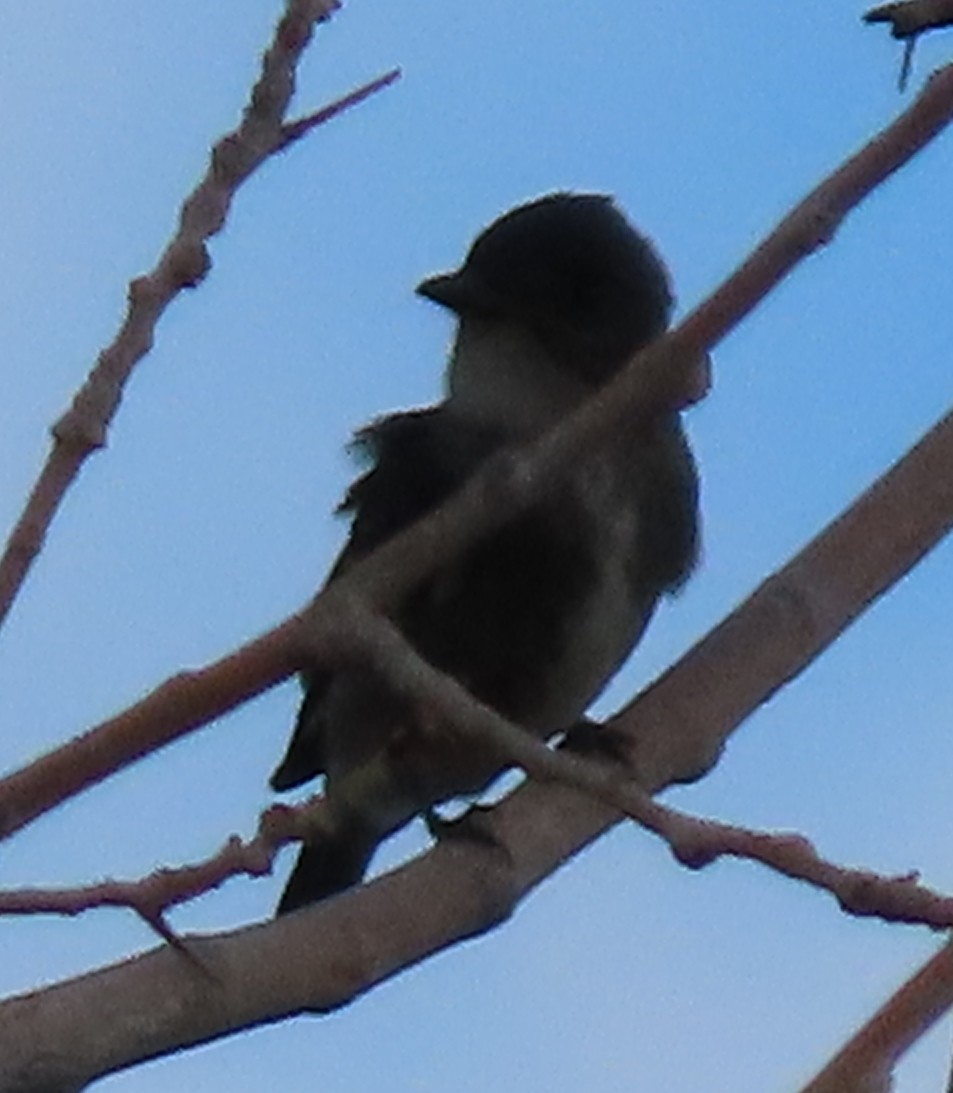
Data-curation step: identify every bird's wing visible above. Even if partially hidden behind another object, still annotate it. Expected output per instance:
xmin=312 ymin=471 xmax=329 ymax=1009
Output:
xmin=269 ymin=407 xmax=506 ymax=791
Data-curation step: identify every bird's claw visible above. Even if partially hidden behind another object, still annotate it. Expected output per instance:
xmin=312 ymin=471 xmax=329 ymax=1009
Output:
xmin=424 ymin=804 xmax=502 ymax=851
xmin=559 ymin=718 xmax=631 ymax=765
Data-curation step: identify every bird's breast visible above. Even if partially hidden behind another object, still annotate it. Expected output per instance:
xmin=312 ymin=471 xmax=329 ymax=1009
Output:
xmin=520 ymin=452 xmax=652 ymax=733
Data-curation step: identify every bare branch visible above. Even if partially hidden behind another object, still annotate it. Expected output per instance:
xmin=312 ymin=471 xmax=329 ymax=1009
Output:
xmin=0 ymin=0 xmax=402 ymax=632
xmin=0 ymin=615 xmax=309 ymax=841
xmin=276 ymin=67 xmax=402 ymax=153
xmin=612 ymin=799 xmax=953 ymax=930
xmin=0 ymin=807 xmax=300 ymax=920
xmin=0 ymin=829 xmax=524 ymax=1092
xmin=798 ymin=938 xmax=953 ymax=1093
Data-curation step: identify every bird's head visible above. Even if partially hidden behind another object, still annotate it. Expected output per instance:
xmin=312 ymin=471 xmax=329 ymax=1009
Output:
xmin=417 ymin=192 xmax=673 ymax=389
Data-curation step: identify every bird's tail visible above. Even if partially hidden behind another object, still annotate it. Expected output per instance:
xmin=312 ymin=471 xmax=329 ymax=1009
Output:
xmin=276 ymin=830 xmax=376 ymax=915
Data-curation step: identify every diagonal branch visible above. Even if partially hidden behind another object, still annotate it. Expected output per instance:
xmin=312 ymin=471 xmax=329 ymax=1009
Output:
xmin=0 ymin=0 xmax=403 ymax=632
xmin=797 ymin=937 xmax=953 ymax=1093
xmin=0 ymin=615 xmax=308 ymax=840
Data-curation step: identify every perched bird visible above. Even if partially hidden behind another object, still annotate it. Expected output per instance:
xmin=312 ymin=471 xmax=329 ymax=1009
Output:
xmin=271 ymin=192 xmax=700 ymax=913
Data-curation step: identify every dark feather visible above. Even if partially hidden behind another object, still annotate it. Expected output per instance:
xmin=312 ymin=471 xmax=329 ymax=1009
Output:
xmin=269 ymin=192 xmax=702 ymax=911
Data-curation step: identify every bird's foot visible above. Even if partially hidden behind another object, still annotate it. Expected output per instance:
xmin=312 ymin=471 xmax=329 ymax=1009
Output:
xmin=424 ymin=803 xmax=502 ymax=852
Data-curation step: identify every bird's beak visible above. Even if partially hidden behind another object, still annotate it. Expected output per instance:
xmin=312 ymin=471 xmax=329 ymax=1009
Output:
xmin=415 ymin=271 xmax=461 ymax=308
xmin=416 ymin=268 xmax=499 ymax=316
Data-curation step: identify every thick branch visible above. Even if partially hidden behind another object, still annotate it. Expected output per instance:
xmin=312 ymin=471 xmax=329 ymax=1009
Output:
xmin=0 ymin=837 xmax=522 ymax=1093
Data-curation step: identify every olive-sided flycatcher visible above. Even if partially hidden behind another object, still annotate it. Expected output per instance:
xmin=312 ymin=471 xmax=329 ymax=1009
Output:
xmin=270 ymin=192 xmax=700 ymax=913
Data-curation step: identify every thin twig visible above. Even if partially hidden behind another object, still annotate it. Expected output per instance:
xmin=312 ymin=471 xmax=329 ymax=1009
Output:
xmin=336 ymin=604 xmax=953 ymax=932
xmin=276 ymin=67 xmax=401 ymax=153
xmin=0 ymin=807 xmax=301 ymax=920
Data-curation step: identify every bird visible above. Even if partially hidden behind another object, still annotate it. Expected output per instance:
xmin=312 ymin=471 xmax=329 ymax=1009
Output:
xmin=270 ymin=191 xmax=701 ymax=913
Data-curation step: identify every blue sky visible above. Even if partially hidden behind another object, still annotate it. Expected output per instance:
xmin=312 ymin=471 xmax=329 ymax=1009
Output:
xmin=2 ymin=2 xmax=953 ymax=1089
